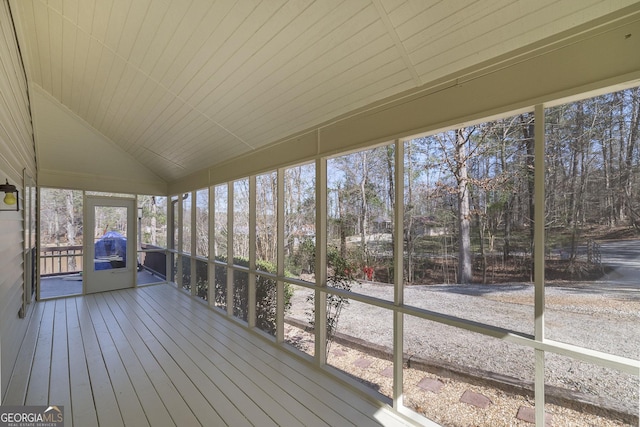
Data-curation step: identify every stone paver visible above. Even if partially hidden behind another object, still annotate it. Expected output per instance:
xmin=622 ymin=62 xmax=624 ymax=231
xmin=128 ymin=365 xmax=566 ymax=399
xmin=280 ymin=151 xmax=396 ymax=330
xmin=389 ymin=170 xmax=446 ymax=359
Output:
xmin=516 ymin=406 xmax=553 ymax=426
xmin=460 ymin=390 xmax=492 ymax=408
xmin=331 ymin=348 xmax=346 ymax=357
xmin=352 ymin=358 xmax=373 ymax=368
xmin=380 ymin=366 xmax=394 ymax=377
xmin=417 ymin=377 xmax=445 ymax=393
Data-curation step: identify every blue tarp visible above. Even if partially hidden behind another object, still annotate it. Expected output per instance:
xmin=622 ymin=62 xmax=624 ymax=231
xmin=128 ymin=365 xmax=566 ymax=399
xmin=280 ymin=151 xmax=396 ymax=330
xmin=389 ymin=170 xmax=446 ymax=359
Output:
xmin=94 ymin=231 xmax=127 ymax=269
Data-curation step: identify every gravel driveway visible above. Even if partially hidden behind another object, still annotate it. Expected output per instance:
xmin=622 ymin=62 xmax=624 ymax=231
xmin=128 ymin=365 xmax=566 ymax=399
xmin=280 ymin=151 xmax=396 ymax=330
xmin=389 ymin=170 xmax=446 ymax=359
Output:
xmin=287 ymin=241 xmax=640 ymax=416
xmin=333 ymin=281 xmax=638 ymax=410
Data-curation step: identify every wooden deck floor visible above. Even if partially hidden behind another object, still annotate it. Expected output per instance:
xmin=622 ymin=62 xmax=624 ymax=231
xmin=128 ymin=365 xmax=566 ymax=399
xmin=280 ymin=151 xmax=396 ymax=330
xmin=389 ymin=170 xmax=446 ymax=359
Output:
xmin=3 ymin=284 xmax=413 ymax=426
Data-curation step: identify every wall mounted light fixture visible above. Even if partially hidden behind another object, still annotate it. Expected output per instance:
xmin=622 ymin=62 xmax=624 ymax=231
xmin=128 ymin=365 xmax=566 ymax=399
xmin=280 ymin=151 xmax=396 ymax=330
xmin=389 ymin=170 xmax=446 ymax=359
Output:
xmin=0 ymin=179 xmax=19 ymax=211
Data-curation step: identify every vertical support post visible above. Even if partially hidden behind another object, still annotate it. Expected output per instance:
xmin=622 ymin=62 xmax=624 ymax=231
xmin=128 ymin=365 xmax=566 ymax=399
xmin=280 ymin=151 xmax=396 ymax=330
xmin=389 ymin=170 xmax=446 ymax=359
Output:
xmin=393 ymin=140 xmax=405 ymax=409
xmin=248 ymin=176 xmax=257 ymax=328
xmin=534 ymin=103 xmax=546 ymax=427
xmin=190 ymin=191 xmax=197 ymax=296
xmin=177 ymin=193 xmax=183 ymax=290
xmin=315 ymin=157 xmax=328 ymax=365
xmin=166 ymin=195 xmax=173 ymax=284
xmin=135 ymin=197 xmax=141 ymax=288
xmin=276 ymin=169 xmax=285 ymax=343
xmin=227 ymin=183 xmax=234 ymax=317
xmin=82 ymin=191 xmax=86 ymax=294
xmin=209 ymin=185 xmax=215 ymax=306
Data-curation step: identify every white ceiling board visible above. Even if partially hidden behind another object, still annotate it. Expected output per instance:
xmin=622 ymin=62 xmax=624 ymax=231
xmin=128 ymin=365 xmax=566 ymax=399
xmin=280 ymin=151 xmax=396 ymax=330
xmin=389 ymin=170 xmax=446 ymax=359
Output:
xmin=47 ymin=5 xmax=63 ymax=100
xmin=147 ymin=0 xmax=221 ymax=85
xmin=60 ymin=13 xmax=76 ymax=106
xmin=103 ymin=0 xmax=131 ymax=52
xmin=125 ymin=0 xmax=169 ymax=68
xmin=115 ymin=0 xmax=151 ymax=60
xmin=31 ymin=86 xmax=165 ymax=187
xmin=171 ymin=1 xmax=269 ymax=104
xmin=179 ymin=1 xmax=312 ymax=111
xmin=101 ymin=64 xmax=147 ymax=135
xmin=236 ymin=56 xmax=412 ymax=146
xmin=75 ymin=0 xmax=95 ymax=35
xmin=378 ymin=0 xmax=403 ymax=15
xmin=33 ymin=1 xmax=51 ymax=91
xmin=48 ymin=0 xmax=62 ymax=15
xmin=62 ymin=0 xmax=79 ymax=26
xmin=194 ymin=1 xmax=369 ymax=117
xmin=136 ymin=0 xmax=195 ymax=78
xmin=159 ymin=0 xmax=236 ymax=89
xmin=211 ymin=4 xmax=390 ymax=129
xmin=9 ymin=0 xmax=640 ymax=186
xmin=68 ymin=23 xmax=89 ymax=112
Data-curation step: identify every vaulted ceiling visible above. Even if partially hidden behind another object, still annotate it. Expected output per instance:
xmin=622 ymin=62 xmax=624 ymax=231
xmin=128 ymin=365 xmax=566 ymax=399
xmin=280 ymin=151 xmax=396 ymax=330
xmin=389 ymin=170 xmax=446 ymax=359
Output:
xmin=10 ymin=0 xmax=640 ymax=184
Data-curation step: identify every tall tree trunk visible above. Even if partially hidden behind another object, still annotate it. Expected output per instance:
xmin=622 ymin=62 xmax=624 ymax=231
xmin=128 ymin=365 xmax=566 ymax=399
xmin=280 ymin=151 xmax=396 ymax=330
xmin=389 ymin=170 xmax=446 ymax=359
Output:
xmin=405 ymin=143 xmax=414 ymax=283
xmin=359 ymin=152 xmax=369 ymax=261
xmin=616 ymin=92 xmax=626 ymax=223
xmin=385 ymin=145 xmax=396 ymax=280
xmin=271 ymin=174 xmax=278 ymax=263
xmin=151 ymin=197 xmax=157 ymax=245
xmin=472 ymin=191 xmax=487 ymax=284
xmin=568 ymin=103 xmax=583 ymax=261
xmin=622 ymin=88 xmax=640 ymax=227
xmin=65 ymin=191 xmax=77 ymax=270
xmin=602 ymin=106 xmax=614 ymax=226
xmin=521 ymin=113 xmax=535 ymax=281
xmin=455 ymin=129 xmax=473 ymax=284
xmin=338 ymin=186 xmax=347 ymax=258
xmin=500 ymin=135 xmax=512 ymax=259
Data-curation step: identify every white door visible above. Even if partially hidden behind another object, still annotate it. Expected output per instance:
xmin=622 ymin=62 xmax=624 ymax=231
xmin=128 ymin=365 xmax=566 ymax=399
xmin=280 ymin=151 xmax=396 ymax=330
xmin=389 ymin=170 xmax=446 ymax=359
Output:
xmin=85 ymin=196 xmax=136 ymax=293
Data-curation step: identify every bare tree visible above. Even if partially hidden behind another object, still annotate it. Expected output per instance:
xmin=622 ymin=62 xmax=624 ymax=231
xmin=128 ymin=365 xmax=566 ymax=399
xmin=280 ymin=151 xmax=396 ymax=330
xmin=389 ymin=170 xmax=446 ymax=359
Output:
xmin=454 ymin=129 xmax=473 ymax=283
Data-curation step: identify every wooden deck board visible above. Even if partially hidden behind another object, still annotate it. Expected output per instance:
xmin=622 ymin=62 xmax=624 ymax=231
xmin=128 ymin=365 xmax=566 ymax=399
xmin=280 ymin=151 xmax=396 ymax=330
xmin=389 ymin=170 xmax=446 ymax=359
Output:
xmin=25 ymin=301 xmax=54 ymax=406
xmin=98 ymin=292 xmax=200 ymax=427
xmin=147 ymin=285 xmax=391 ymax=425
xmin=106 ymin=291 xmax=244 ymax=426
xmin=138 ymin=287 xmax=341 ymax=426
xmin=3 ymin=301 xmax=44 ymax=405
xmin=6 ymin=283 xmax=412 ymax=427
xmin=76 ymin=297 xmax=125 ymax=427
xmin=65 ymin=298 xmax=99 ymax=427
xmin=49 ymin=300 xmax=72 ymax=425
xmin=112 ymin=291 xmax=281 ymax=426
xmin=85 ymin=295 xmax=150 ymax=427
xmin=126 ymin=288 xmax=323 ymax=427
xmin=92 ymin=293 xmax=174 ymax=427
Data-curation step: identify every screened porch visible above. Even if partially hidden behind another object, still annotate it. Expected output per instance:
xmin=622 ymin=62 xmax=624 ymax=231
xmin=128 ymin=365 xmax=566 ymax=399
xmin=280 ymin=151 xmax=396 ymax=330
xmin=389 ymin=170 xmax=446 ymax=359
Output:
xmin=3 ymin=283 xmax=409 ymax=427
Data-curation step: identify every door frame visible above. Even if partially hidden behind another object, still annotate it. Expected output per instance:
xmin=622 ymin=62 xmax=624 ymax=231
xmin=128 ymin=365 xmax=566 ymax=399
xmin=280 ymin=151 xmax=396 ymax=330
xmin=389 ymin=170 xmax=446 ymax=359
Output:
xmin=84 ymin=195 xmax=136 ymax=294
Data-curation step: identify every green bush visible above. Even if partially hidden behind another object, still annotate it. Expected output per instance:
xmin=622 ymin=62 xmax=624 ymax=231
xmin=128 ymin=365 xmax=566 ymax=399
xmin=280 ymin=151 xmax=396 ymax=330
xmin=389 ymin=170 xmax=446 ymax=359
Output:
xmin=307 ymin=247 xmax=355 ymax=355
xmin=213 ymin=256 xmax=292 ymax=335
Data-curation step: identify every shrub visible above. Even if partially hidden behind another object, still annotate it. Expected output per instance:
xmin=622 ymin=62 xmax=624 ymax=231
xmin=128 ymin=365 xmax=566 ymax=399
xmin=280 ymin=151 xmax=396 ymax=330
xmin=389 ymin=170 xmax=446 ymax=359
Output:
xmin=214 ymin=256 xmax=292 ymax=335
xmin=307 ymin=247 xmax=356 ymax=355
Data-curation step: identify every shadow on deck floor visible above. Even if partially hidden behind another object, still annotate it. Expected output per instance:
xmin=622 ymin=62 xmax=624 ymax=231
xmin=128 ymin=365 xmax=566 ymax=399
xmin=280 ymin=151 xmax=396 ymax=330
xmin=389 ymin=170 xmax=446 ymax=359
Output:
xmin=40 ymin=270 xmax=165 ymax=299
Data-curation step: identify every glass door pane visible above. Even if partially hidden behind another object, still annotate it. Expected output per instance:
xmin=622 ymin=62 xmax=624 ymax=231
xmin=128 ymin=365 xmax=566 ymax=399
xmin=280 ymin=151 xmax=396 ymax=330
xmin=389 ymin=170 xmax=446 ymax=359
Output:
xmin=93 ymin=206 xmax=128 ymax=271
xmin=85 ymin=196 xmax=135 ymax=293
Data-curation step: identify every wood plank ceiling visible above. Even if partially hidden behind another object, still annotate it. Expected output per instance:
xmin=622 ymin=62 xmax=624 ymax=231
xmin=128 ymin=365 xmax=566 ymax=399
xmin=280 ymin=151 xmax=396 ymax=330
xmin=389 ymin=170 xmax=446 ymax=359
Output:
xmin=10 ymin=0 xmax=639 ymax=182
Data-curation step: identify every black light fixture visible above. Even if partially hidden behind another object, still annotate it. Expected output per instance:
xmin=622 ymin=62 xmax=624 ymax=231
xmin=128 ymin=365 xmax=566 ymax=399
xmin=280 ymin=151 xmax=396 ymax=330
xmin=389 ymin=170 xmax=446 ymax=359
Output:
xmin=0 ymin=179 xmax=19 ymax=211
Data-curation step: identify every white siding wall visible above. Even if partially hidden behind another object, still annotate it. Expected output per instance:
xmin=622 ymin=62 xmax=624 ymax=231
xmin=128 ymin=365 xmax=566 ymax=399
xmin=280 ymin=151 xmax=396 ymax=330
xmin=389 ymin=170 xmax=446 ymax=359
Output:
xmin=0 ymin=0 xmax=36 ymax=401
